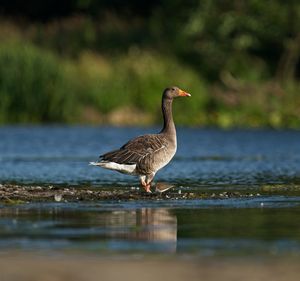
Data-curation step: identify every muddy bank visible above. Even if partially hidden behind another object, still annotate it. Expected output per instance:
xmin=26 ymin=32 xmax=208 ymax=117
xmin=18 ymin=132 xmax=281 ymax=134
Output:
xmin=0 ymin=183 xmax=255 ymax=203
xmin=0 ymin=253 xmax=299 ymax=281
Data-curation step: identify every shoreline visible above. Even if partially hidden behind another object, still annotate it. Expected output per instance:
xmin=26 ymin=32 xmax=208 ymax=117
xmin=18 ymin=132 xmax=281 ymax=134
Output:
xmin=0 ymin=183 xmax=253 ymax=203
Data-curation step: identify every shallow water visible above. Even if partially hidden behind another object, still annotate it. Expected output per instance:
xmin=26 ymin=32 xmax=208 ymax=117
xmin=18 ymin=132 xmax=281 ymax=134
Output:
xmin=0 ymin=126 xmax=300 ymax=256
xmin=1 ymin=126 xmax=300 ymax=186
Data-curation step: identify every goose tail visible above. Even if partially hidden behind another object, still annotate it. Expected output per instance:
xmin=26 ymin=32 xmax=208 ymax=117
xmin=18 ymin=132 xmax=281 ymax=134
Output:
xmin=89 ymin=161 xmax=104 ymax=166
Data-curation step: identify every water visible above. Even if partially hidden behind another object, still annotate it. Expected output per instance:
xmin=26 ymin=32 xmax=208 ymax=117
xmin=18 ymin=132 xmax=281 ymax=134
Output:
xmin=0 ymin=126 xmax=300 ymax=257
xmin=1 ymin=126 xmax=300 ymax=186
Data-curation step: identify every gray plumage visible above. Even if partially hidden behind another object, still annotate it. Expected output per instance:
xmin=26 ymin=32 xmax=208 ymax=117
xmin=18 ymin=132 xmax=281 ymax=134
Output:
xmin=90 ymin=86 xmax=191 ymax=192
xmin=100 ymin=133 xmax=176 ymax=175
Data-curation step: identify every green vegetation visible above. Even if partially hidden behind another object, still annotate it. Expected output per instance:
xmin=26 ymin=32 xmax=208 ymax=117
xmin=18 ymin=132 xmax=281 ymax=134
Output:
xmin=0 ymin=41 xmax=75 ymax=123
xmin=0 ymin=40 xmax=207 ymax=124
xmin=0 ymin=0 xmax=299 ymax=127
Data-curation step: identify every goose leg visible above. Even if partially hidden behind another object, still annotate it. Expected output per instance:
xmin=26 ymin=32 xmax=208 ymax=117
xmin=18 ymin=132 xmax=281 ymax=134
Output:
xmin=140 ymin=176 xmax=151 ymax=193
xmin=144 ymin=173 xmax=155 ymax=193
xmin=145 ymin=183 xmax=151 ymax=193
xmin=139 ymin=174 xmax=155 ymax=193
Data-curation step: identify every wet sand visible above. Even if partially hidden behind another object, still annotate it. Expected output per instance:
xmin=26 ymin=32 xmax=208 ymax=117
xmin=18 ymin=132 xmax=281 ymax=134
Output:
xmin=0 ymin=184 xmax=252 ymax=203
xmin=0 ymin=253 xmax=299 ymax=281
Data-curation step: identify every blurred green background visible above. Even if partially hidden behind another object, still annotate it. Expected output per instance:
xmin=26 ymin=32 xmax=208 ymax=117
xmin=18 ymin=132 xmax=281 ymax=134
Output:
xmin=0 ymin=0 xmax=299 ymax=127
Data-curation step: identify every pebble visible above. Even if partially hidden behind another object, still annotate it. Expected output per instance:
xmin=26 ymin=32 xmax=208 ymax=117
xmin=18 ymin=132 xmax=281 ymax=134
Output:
xmin=54 ymin=194 xmax=62 ymax=202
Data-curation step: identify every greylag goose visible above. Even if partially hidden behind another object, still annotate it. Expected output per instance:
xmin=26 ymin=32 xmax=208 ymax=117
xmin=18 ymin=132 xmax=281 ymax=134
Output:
xmin=90 ymin=86 xmax=191 ymax=192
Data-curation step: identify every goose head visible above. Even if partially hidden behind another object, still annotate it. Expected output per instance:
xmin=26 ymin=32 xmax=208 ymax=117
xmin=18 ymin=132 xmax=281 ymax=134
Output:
xmin=163 ymin=86 xmax=191 ymax=100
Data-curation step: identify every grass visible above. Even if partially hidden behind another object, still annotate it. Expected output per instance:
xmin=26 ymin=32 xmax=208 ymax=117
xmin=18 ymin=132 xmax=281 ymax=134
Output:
xmin=0 ymin=39 xmax=299 ymax=127
xmin=0 ymin=39 xmax=208 ymax=125
xmin=0 ymin=40 xmax=77 ymax=123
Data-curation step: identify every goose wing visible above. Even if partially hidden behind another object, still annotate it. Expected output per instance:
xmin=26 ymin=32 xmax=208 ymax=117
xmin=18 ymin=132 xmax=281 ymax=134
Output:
xmin=100 ymin=134 xmax=166 ymax=165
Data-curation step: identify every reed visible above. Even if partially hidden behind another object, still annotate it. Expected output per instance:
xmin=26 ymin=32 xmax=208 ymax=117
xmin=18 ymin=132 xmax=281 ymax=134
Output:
xmin=0 ymin=39 xmax=299 ymax=127
xmin=0 ymin=40 xmax=77 ymax=123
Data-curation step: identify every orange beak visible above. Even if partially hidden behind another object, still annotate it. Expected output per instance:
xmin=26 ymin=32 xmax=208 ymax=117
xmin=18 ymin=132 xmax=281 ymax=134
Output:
xmin=178 ymin=89 xmax=191 ymax=97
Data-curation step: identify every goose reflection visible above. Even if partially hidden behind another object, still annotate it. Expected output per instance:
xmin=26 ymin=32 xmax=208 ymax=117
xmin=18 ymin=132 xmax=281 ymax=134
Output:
xmin=102 ymin=208 xmax=177 ymax=252
xmin=1 ymin=206 xmax=177 ymax=253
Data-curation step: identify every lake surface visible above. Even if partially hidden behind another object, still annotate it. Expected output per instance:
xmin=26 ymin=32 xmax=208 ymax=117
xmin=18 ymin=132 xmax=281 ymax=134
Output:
xmin=0 ymin=126 xmax=300 ymax=257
